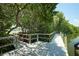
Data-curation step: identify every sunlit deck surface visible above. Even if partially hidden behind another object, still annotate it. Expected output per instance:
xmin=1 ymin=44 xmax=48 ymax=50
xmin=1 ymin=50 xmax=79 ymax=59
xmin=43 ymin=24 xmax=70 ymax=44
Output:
xmin=3 ymin=34 xmax=68 ymax=56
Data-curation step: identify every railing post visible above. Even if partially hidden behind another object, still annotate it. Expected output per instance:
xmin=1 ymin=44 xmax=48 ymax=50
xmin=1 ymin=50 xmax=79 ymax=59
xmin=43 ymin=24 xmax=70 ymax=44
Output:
xmin=29 ymin=34 xmax=31 ymax=44
xmin=64 ymin=35 xmax=67 ymax=49
xmin=61 ymin=33 xmax=67 ymax=49
xmin=49 ymin=34 xmax=50 ymax=42
xmin=15 ymin=35 xmax=19 ymax=48
xmin=37 ymin=34 xmax=39 ymax=42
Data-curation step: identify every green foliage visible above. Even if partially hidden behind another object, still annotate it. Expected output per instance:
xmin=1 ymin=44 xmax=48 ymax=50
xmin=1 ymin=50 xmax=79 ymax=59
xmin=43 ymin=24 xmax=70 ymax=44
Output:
xmin=0 ymin=4 xmax=28 ymax=36
xmin=53 ymin=12 xmax=79 ymax=43
xmin=0 ymin=5 xmax=13 ymax=36
xmin=0 ymin=3 xmax=79 ymax=40
xmin=20 ymin=3 xmax=58 ymax=33
xmin=1 ymin=3 xmax=79 ymax=55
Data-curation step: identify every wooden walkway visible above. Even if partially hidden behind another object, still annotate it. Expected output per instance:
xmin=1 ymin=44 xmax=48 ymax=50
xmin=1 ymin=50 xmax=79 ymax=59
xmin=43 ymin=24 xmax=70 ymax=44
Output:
xmin=2 ymin=33 xmax=68 ymax=56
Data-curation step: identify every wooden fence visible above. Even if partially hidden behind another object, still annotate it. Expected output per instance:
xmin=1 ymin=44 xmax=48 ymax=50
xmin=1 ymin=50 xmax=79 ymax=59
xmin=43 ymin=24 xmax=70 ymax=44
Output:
xmin=0 ymin=36 xmax=18 ymax=55
xmin=18 ymin=32 xmax=55 ymax=44
xmin=0 ymin=32 xmax=55 ymax=55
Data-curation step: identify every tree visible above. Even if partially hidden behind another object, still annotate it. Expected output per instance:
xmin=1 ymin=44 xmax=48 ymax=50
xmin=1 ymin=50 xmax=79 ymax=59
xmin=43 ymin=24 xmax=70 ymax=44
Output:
xmin=0 ymin=5 xmax=12 ymax=36
xmin=53 ymin=12 xmax=79 ymax=34
xmin=53 ymin=12 xmax=79 ymax=42
xmin=20 ymin=3 xmax=58 ymax=33
xmin=0 ymin=4 xmax=29 ymax=34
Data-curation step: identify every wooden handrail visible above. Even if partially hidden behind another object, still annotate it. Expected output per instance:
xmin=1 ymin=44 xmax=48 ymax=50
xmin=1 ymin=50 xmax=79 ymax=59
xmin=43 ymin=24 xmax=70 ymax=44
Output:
xmin=0 ymin=36 xmax=16 ymax=40
xmin=0 ymin=43 xmax=15 ymax=49
xmin=39 ymin=37 xmax=50 ymax=39
xmin=18 ymin=32 xmax=55 ymax=43
xmin=0 ymin=32 xmax=55 ymax=55
xmin=20 ymin=33 xmax=50 ymax=36
xmin=0 ymin=36 xmax=18 ymax=49
xmin=18 ymin=32 xmax=55 ymax=36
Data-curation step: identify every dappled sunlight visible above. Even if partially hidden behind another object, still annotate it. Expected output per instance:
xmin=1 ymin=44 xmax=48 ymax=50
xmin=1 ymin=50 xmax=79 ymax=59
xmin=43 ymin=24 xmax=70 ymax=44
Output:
xmin=3 ymin=34 xmax=68 ymax=56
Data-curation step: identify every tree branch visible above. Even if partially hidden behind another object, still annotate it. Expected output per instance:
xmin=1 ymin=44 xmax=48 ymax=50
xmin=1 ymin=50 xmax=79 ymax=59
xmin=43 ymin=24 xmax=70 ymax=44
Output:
xmin=7 ymin=26 xmax=17 ymax=35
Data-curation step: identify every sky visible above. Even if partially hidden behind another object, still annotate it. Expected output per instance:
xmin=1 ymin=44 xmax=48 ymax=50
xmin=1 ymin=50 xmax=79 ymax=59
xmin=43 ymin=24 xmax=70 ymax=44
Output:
xmin=56 ymin=3 xmax=79 ymax=27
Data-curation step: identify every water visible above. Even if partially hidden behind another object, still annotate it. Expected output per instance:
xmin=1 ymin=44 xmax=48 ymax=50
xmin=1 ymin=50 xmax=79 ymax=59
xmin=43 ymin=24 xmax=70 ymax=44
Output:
xmin=3 ymin=34 xmax=68 ymax=56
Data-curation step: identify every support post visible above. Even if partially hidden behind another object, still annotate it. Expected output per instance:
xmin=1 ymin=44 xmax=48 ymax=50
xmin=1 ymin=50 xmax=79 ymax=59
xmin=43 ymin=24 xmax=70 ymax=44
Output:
xmin=49 ymin=34 xmax=50 ymax=42
xmin=64 ymin=34 xmax=67 ymax=49
xmin=29 ymin=34 xmax=31 ymax=44
xmin=37 ymin=34 xmax=39 ymax=42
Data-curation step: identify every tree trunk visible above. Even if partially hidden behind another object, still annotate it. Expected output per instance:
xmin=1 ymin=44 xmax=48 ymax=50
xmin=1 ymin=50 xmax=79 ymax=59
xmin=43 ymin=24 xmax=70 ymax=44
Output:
xmin=7 ymin=9 xmax=21 ymax=35
xmin=16 ymin=10 xmax=21 ymax=27
xmin=7 ymin=26 xmax=17 ymax=35
xmin=7 ymin=4 xmax=28 ymax=35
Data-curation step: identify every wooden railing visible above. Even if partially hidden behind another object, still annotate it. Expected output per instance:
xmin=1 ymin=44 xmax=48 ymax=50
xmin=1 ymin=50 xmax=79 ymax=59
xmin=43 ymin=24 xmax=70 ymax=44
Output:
xmin=18 ymin=32 xmax=55 ymax=44
xmin=0 ymin=32 xmax=55 ymax=55
xmin=0 ymin=36 xmax=18 ymax=55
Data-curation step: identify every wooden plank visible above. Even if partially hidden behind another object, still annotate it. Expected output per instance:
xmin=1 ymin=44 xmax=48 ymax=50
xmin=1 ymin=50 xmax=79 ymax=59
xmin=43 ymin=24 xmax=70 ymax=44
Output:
xmin=31 ymin=38 xmax=37 ymax=40
xmin=0 ymin=36 xmax=15 ymax=40
xmin=50 ymin=32 xmax=55 ymax=35
xmin=37 ymin=34 xmax=39 ymax=41
xmin=39 ymin=37 xmax=50 ymax=40
xmin=29 ymin=34 xmax=31 ymax=44
xmin=20 ymin=37 xmax=29 ymax=40
xmin=20 ymin=38 xmax=37 ymax=40
xmin=19 ymin=33 xmax=50 ymax=36
xmin=18 ymin=32 xmax=55 ymax=42
xmin=0 ymin=43 xmax=14 ymax=49
xmin=20 ymin=33 xmax=38 ymax=35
